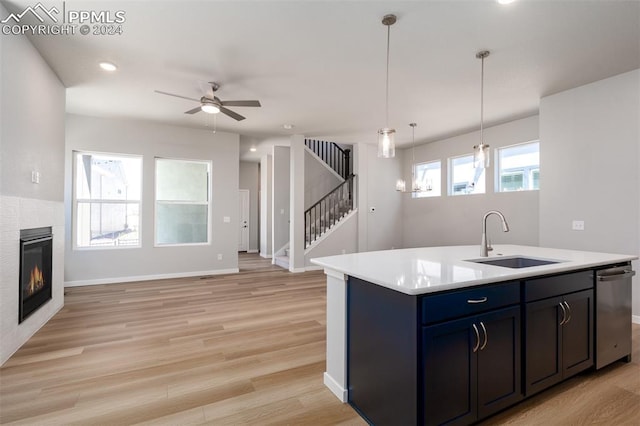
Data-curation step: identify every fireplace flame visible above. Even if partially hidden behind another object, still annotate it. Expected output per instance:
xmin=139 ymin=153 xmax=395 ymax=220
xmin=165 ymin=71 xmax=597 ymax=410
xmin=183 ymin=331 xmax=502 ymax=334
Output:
xmin=27 ymin=265 xmax=45 ymax=296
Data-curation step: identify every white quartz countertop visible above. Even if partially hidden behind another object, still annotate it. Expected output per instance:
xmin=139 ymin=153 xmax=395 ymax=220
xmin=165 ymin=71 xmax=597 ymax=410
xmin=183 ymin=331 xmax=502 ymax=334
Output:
xmin=310 ymin=245 xmax=637 ymax=295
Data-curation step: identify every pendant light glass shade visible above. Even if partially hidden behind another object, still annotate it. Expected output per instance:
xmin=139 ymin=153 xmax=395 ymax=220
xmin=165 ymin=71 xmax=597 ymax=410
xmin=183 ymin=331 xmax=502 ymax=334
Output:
xmin=378 ymin=14 xmax=397 ymax=158
xmin=474 ymin=50 xmax=491 ymax=169
xmin=473 ymin=143 xmax=490 ymax=168
xmin=378 ymin=128 xmax=395 ymax=158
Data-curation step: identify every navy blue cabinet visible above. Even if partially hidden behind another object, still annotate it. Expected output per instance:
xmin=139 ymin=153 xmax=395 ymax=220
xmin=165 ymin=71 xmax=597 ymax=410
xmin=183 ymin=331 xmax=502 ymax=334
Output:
xmin=423 ymin=306 xmax=521 ymax=426
xmin=347 ymin=269 xmax=598 ymax=425
xmin=524 ymin=271 xmax=594 ymax=396
xmin=348 ymin=278 xmax=521 ymax=426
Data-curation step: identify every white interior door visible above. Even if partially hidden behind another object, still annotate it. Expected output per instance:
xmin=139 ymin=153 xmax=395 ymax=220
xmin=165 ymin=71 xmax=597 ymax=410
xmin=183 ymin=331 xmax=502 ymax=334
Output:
xmin=238 ymin=190 xmax=250 ymax=252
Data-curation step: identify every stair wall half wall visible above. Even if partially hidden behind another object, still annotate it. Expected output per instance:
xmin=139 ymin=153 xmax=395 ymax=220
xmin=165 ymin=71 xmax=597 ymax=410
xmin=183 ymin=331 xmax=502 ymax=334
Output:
xmin=305 ymin=210 xmax=358 ymax=267
xmin=305 ymin=149 xmax=343 ymax=210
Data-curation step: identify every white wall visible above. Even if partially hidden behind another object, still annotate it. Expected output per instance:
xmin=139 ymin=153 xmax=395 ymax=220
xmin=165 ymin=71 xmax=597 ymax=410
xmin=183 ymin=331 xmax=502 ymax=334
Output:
xmin=355 ymin=143 xmax=404 ymax=252
xmin=260 ymin=154 xmax=272 ymax=258
xmin=304 ymin=149 xmax=343 ymax=210
xmin=239 ymin=161 xmax=259 ymax=252
xmin=402 ymin=116 xmax=540 ymax=249
xmin=539 ymin=69 xmax=640 ymax=317
xmin=272 ymin=146 xmax=290 ymax=255
xmin=305 ymin=211 xmax=358 ymax=267
xmin=1 ymin=7 xmax=66 ymax=365
xmin=64 ymin=114 xmax=240 ymax=285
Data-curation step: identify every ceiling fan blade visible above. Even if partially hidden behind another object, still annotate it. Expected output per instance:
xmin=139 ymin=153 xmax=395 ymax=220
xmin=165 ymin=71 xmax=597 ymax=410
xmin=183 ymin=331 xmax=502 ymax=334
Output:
xmin=155 ymin=90 xmax=200 ymax=102
xmin=220 ymin=100 xmax=261 ymax=107
xmin=220 ymin=106 xmax=245 ymax=121
xmin=184 ymin=106 xmax=202 ymax=114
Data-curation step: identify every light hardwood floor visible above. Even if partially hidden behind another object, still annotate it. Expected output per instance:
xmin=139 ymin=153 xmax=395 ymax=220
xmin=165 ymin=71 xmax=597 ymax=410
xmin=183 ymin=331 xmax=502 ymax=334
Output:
xmin=1 ymin=253 xmax=638 ymax=425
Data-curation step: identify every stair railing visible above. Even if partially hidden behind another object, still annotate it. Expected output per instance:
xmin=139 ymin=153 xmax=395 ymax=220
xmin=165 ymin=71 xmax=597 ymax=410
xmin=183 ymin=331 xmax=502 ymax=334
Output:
xmin=305 ymin=174 xmax=356 ymax=247
xmin=305 ymin=139 xmax=351 ymax=179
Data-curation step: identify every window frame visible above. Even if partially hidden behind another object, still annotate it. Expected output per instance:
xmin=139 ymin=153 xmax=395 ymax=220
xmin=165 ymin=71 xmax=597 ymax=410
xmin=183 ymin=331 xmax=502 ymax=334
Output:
xmin=495 ymin=140 xmax=540 ymax=192
xmin=72 ymin=150 xmax=143 ymax=250
xmin=154 ymin=157 xmax=212 ymax=247
xmin=412 ymin=160 xmax=442 ymax=198
xmin=448 ymin=153 xmax=486 ymax=196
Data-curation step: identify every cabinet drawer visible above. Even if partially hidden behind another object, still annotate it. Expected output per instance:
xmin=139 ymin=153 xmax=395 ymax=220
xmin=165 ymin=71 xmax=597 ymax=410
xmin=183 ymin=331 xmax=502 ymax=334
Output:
xmin=524 ymin=270 xmax=593 ymax=302
xmin=422 ymin=282 xmax=520 ymax=325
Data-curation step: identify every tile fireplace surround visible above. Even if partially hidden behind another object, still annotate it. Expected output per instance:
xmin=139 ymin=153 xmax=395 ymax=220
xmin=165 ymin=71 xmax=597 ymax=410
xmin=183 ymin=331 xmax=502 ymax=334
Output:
xmin=0 ymin=196 xmax=64 ymax=365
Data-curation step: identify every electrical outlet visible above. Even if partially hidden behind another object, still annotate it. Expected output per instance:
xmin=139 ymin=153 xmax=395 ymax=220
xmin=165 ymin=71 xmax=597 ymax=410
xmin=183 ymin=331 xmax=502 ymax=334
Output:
xmin=572 ymin=220 xmax=585 ymax=231
xmin=217 ymin=254 xmax=223 ymax=260
xmin=31 ymin=171 xmax=40 ymax=184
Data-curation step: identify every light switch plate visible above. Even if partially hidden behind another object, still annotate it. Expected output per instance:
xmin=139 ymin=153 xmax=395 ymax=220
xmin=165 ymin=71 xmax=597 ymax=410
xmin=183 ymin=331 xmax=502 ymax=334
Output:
xmin=223 ymin=216 xmax=231 ymax=223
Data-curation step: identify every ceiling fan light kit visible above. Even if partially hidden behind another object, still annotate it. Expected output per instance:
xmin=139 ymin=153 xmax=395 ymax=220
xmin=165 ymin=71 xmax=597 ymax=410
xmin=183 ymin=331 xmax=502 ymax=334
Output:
xmin=201 ymin=101 xmax=221 ymax=114
xmin=378 ymin=14 xmax=397 ymax=159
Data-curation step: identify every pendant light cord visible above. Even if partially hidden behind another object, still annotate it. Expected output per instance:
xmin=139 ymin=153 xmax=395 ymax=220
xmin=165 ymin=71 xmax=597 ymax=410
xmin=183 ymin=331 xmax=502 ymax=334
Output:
xmin=480 ymin=54 xmax=484 ymax=143
xmin=385 ymin=23 xmax=391 ymax=127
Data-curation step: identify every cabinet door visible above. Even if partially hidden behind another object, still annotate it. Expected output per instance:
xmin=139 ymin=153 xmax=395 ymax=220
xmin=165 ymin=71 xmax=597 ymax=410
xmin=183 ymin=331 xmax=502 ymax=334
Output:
xmin=477 ymin=306 xmax=522 ymax=419
xmin=562 ymin=289 xmax=594 ymax=377
xmin=525 ymin=297 xmax=563 ymax=396
xmin=423 ymin=316 xmax=477 ymax=426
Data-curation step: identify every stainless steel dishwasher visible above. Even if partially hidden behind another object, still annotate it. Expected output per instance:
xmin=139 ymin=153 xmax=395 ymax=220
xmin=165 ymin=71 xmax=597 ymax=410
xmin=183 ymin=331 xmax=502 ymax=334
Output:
xmin=595 ymin=264 xmax=636 ymax=369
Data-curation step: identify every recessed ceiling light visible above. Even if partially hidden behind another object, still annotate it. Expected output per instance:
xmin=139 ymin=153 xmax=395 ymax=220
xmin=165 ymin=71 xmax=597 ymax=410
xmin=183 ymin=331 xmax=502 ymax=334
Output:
xmin=250 ymin=147 xmax=257 ymax=152
xmin=496 ymin=0 xmax=517 ymax=4
xmin=283 ymin=124 xmax=294 ymax=130
xmin=99 ymin=62 xmax=117 ymax=72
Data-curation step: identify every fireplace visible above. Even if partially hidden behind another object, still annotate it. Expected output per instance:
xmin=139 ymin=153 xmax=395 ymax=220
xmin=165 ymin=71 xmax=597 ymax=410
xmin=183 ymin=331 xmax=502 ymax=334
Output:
xmin=19 ymin=227 xmax=53 ymax=323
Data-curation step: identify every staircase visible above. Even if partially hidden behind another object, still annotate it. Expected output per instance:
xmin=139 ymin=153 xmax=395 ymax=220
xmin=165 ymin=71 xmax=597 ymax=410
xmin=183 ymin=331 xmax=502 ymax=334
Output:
xmin=304 ymin=139 xmax=355 ymax=249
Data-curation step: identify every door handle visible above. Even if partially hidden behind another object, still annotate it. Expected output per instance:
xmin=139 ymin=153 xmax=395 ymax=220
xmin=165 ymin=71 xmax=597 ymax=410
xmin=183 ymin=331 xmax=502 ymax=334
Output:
xmin=559 ymin=302 xmax=567 ymax=325
xmin=597 ymin=270 xmax=635 ymax=281
xmin=472 ymin=323 xmax=480 ymax=353
xmin=563 ymin=301 xmax=571 ymax=324
xmin=479 ymin=321 xmax=488 ymax=351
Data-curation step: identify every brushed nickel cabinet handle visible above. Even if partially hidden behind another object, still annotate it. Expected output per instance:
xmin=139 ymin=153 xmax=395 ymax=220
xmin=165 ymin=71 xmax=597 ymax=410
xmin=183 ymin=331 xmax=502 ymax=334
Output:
xmin=480 ymin=321 xmax=488 ymax=351
xmin=467 ymin=297 xmax=488 ymax=304
xmin=559 ymin=302 xmax=567 ymax=325
xmin=472 ymin=323 xmax=480 ymax=353
xmin=563 ymin=301 xmax=571 ymax=324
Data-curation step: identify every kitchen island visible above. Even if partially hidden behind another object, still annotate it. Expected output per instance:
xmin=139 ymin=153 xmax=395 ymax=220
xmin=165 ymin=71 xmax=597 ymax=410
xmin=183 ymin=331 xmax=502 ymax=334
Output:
xmin=311 ymin=245 xmax=637 ymax=426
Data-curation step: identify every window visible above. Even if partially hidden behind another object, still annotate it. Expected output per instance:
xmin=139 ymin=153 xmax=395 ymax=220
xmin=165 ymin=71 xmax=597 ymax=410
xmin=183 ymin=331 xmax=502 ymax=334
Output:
xmin=155 ymin=158 xmax=211 ymax=245
xmin=497 ymin=141 xmax=540 ymax=192
xmin=449 ymin=154 xmax=486 ymax=195
xmin=413 ymin=160 xmax=441 ymax=198
xmin=74 ymin=152 xmax=142 ymax=248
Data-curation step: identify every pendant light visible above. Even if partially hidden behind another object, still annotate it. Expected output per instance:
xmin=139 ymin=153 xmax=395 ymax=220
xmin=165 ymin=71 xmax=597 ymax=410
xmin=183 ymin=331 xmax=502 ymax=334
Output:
xmin=378 ymin=14 xmax=397 ymax=158
xmin=473 ymin=50 xmax=491 ymax=169
xmin=397 ymin=123 xmax=428 ymax=193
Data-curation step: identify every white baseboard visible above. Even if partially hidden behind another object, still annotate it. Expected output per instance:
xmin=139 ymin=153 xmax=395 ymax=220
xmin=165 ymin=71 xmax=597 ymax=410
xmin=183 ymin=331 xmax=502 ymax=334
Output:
xmin=324 ymin=372 xmax=348 ymax=403
xmin=260 ymin=252 xmax=272 ymax=259
xmin=64 ymin=268 xmax=240 ymax=287
xmin=247 ymin=249 xmax=259 ymax=253
xmin=633 ymin=315 xmax=640 ymax=325
xmin=305 ymin=265 xmax=324 ymax=272
xmin=289 ymin=266 xmax=306 ymax=273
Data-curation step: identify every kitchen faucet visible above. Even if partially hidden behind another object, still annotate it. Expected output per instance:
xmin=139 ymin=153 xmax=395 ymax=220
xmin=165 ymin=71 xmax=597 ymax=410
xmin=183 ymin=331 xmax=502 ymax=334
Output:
xmin=481 ymin=210 xmax=509 ymax=257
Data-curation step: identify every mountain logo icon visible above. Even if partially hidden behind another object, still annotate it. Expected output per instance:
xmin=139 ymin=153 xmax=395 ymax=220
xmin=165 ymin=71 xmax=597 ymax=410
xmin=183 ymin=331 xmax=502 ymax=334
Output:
xmin=1 ymin=2 xmax=60 ymax=24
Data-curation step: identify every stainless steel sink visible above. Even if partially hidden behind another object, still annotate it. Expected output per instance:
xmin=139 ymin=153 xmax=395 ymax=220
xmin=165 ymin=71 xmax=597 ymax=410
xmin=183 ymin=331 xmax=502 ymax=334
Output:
xmin=466 ymin=256 xmax=561 ymax=269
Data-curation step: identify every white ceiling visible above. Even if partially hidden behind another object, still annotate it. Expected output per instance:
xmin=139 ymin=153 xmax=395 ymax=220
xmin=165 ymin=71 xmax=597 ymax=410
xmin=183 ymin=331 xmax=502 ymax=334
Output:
xmin=5 ymin=0 xmax=640 ymax=157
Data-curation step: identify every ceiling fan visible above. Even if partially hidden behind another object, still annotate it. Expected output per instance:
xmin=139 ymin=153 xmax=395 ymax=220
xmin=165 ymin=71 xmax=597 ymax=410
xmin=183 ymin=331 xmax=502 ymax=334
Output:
xmin=155 ymin=82 xmax=261 ymax=121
